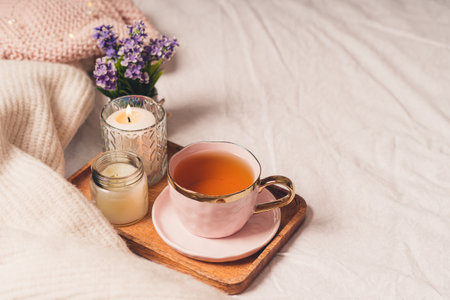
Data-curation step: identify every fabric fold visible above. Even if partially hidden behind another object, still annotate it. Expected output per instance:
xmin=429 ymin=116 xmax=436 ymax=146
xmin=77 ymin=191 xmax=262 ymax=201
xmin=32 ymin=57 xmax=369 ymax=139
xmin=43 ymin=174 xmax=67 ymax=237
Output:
xmin=0 ymin=60 xmax=223 ymax=298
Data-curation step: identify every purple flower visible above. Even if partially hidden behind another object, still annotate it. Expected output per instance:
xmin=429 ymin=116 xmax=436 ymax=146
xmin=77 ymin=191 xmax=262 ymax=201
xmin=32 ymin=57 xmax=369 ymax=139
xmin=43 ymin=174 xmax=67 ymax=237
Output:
xmin=127 ymin=20 xmax=147 ymax=45
xmin=124 ymin=63 xmax=141 ymax=80
xmin=93 ymin=25 xmax=119 ymax=59
xmin=93 ymin=57 xmax=117 ymax=91
xmin=124 ymin=62 xmax=149 ymax=84
xmin=118 ymin=21 xmax=149 ymax=68
xmin=104 ymin=47 xmax=117 ymax=58
xmin=118 ymin=38 xmax=142 ymax=67
xmin=92 ymin=20 xmax=179 ymax=97
xmin=144 ymin=35 xmax=179 ymax=62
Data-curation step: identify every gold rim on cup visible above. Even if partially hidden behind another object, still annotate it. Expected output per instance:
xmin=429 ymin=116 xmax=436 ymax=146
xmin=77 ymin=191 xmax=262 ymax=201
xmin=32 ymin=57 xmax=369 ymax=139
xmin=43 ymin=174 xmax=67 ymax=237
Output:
xmin=167 ymin=141 xmax=296 ymax=213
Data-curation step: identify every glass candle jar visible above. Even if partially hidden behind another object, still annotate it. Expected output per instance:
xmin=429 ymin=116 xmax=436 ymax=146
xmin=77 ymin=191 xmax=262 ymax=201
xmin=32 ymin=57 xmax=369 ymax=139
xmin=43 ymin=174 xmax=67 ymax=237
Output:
xmin=90 ymin=151 xmax=148 ymax=226
xmin=100 ymin=95 xmax=167 ymax=186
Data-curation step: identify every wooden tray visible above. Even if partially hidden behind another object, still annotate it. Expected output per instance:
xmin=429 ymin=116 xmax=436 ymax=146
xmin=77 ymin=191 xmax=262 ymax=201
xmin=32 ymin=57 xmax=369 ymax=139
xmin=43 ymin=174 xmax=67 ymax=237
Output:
xmin=68 ymin=141 xmax=307 ymax=295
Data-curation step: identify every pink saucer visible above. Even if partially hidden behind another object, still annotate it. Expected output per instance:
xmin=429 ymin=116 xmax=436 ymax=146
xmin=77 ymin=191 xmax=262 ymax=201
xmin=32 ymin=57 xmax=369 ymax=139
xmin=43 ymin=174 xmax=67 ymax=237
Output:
xmin=152 ymin=187 xmax=281 ymax=262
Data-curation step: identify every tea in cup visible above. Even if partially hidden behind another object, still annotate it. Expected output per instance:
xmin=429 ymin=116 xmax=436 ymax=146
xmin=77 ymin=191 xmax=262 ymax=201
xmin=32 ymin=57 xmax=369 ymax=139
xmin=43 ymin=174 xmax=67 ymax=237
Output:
xmin=168 ymin=141 xmax=295 ymax=238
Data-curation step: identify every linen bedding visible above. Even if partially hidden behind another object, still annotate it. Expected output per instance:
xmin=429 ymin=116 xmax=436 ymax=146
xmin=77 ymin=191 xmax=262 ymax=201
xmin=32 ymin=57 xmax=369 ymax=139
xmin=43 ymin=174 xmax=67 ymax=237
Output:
xmin=12 ymin=0 xmax=450 ymax=298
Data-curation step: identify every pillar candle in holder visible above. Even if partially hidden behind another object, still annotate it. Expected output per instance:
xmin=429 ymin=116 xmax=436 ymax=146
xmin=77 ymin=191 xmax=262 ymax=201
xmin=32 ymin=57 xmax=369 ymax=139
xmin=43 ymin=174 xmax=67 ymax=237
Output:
xmin=100 ymin=95 xmax=167 ymax=186
xmin=90 ymin=151 xmax=148 ymax=226
xmin=106 ymin=105 xmax=155 ymax=130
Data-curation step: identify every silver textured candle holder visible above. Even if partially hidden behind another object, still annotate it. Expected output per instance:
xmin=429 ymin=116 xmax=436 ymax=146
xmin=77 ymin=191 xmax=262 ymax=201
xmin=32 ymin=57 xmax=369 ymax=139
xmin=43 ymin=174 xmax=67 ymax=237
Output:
xmin=100 ymin=95 xmax=167 ymax=186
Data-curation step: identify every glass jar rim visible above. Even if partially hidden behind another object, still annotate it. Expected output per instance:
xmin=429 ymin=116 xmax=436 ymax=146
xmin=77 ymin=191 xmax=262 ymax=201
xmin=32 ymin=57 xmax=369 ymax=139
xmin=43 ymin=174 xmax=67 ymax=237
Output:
xmin=91 ymin=150 xmax=145 ymax=189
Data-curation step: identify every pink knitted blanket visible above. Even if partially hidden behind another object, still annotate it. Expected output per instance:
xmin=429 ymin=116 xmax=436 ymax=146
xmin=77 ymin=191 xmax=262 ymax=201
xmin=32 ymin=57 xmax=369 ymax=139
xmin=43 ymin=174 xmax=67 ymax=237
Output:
xmin=0 ymin=0 xmax=159 ymax=63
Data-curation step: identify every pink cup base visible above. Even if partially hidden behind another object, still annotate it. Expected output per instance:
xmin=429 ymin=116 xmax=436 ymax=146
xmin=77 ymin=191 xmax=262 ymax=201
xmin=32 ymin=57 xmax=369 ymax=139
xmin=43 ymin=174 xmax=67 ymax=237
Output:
xmin=152 ymin=187 xmax=281 ymax=262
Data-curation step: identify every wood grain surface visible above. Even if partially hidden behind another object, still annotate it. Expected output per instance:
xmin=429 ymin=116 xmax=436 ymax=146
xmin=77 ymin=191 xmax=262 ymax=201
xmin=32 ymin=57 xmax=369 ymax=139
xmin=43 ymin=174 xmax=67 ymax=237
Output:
xmin=68 ymin=141 xmax=307 ymax=295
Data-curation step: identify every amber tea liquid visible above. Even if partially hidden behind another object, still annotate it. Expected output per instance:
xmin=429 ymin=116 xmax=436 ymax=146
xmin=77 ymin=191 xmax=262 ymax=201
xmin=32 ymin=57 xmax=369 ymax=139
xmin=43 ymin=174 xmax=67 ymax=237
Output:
xmin=173 ymin=151 xmax=254 ymax=196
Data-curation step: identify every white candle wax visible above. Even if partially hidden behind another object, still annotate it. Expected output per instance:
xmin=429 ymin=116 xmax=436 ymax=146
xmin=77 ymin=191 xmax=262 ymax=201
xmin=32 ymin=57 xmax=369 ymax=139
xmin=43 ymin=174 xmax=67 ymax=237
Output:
xmin=91 ymin=162 xmax=148 ymax=225
xmin=106 ymin=106 xmax=156 ymax=131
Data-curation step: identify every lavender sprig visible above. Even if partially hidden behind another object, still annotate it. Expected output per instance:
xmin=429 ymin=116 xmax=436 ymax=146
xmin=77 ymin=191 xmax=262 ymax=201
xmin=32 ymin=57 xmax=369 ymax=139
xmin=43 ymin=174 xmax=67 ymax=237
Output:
xmin=144 ymin=35 xmax=179 ymax=62
xmin=93 ymin=57 xmax=117 ymax=91
xmin=127 ymin=20 xmax=147 ymax=45
xmin=92 ymin=21 xmax=179 ymax=99
xmin=93 ymin=25 xmax=119 ymax=59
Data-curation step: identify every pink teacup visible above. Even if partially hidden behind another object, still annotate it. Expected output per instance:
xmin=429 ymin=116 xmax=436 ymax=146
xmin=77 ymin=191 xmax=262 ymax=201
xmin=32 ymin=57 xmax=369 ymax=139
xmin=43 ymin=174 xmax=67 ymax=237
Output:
xmin=167 ymin=141 xmax=295 ymax=238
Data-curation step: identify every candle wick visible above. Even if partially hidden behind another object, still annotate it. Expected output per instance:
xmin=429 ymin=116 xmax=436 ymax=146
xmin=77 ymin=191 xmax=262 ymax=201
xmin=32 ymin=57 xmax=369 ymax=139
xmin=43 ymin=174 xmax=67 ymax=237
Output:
xmin=127 ymin=116 xmax=131 ymax=123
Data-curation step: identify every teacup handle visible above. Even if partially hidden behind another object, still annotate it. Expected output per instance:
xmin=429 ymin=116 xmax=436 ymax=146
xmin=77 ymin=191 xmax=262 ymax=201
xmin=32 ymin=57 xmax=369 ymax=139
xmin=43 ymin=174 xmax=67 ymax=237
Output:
xmin=254 ymin=176 xmax=295 ymax=214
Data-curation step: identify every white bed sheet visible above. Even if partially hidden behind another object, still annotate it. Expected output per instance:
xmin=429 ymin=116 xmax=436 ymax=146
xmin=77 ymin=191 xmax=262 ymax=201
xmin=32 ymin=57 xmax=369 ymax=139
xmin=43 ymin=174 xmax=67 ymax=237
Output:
xmin=65 ymin=0 xmax=450 ymax=298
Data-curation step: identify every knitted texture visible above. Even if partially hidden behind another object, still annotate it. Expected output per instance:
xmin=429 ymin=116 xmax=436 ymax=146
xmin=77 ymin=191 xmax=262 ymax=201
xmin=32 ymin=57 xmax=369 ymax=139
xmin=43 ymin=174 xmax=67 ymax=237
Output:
xmin=0 ymin=0 xmax=159 ymax=63
xmin=0 ymin=60 xmax=222 ymax=298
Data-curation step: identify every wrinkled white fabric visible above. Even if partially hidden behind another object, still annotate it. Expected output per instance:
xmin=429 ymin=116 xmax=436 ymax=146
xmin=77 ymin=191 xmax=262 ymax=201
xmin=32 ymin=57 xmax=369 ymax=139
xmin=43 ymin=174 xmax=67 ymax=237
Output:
xmin=66 ymin=0 xmax=450 ymax=298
